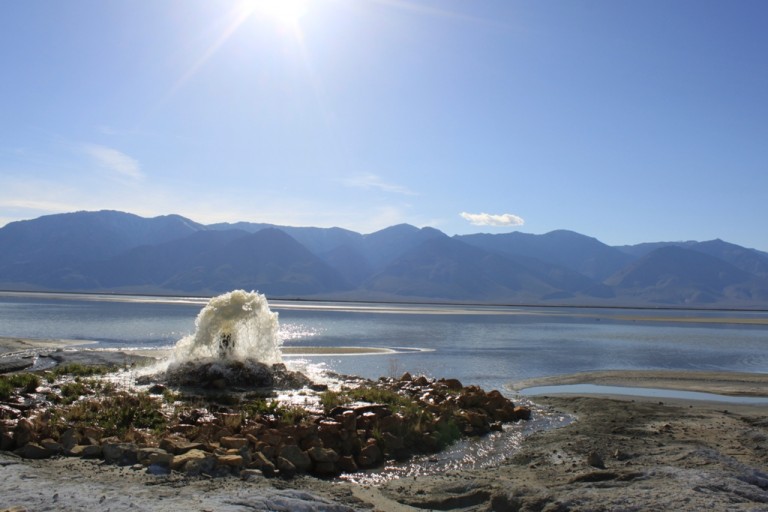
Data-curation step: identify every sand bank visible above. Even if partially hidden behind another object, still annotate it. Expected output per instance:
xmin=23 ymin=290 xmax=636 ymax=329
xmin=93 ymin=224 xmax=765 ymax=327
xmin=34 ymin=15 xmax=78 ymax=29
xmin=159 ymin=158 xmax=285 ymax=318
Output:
xmin=511 ymin=369 xmax=768 ymax=398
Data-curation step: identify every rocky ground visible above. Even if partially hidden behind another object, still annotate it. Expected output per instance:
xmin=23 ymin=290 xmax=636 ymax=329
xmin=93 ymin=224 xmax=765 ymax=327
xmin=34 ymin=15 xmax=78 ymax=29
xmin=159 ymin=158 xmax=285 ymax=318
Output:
xmin=2 ymin=338 xmax=768 ymax=511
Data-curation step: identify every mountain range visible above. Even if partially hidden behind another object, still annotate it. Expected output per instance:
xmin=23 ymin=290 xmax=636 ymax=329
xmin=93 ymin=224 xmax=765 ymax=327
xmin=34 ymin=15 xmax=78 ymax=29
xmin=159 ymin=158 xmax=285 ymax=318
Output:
xmin=2 ymin=210 xmax=768 ymax=309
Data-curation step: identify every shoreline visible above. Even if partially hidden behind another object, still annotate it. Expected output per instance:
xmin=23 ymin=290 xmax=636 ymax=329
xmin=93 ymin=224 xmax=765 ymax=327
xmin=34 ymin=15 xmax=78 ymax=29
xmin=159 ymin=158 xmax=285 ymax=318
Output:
xmin=1 ymin=343 xmax=767 ymax=510
xmin=510 ymin=369 xmax=768 ymax=399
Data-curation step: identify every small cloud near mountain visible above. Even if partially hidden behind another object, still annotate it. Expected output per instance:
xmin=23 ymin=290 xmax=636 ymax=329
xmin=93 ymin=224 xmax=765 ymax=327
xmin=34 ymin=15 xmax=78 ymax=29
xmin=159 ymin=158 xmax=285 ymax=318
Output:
xmin=460 ymin=212 xmax=524 ymax=227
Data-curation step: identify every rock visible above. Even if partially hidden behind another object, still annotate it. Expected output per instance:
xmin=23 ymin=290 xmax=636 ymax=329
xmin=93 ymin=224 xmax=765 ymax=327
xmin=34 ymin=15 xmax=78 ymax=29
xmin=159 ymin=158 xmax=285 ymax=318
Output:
xmin=220 ymin=436 xmax=249 ymax=449
xmin=13 ymin=418 xmax=35 ymax=447
xmin=439 ymin=378 xmax=463 ymax=391
xmin=357 ymin=442 xmax=382 ymax=468
xmin=240 ymin=469 xmax=263 ymax=481
xmin=160 ymin=436 xmax=204 ymax=455
xmin=399 ymin=372 xmax=413 ymax=381
xmin=166 ymin=359 xmax=274 ymax=388
xmin=313 ymin=461 xmax=338 ymax=476
xmin=278 ymin=444 xmax=311 ymax=473
xmin=308 ymin=446 xmax=339 ymax=463
xmin=102 ymin=442 xmax=139 ymax=466
xmin=337 ymin=455 xmax=358 ymax=473
xmin=249 ymin=451 xmax=276 ymax=477
xmin=69 ymin=444 xmax=102 ymax=458
xmin=513 ymin=406 xmax=532 ymax=421
xmin=219 ymin=413 xmax=242 ymax=431
xmin=276 ymin=456 xmax=297 ymax=479
xmin=171 ymin=449 xmax=215 ymax=474
xmin=217 ymin=454 xmax=244 ymax=468
xmin=40 ymin=439 xmax=63 ymax=455
xmin=18 ymin=442 xmax=53 ymax=459
xmin=137 ymin=447 xmax=173 ymax=467
xmin=1 ymin=431 xmax=15 ymax=451
xmin=587 ymin=451 xmax=605 ymax=469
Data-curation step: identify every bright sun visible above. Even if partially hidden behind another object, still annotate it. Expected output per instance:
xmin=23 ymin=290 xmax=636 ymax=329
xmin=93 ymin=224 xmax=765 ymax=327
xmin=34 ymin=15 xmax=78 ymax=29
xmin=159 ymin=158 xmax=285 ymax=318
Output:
xmin=241 ymin=0 xmax=309 ymax=26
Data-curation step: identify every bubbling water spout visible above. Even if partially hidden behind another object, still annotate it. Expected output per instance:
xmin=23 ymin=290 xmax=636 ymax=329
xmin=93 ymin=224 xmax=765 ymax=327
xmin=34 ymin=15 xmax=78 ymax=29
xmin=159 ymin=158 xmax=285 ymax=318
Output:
xmin=171 ymin=290 xmax=282 ymax=365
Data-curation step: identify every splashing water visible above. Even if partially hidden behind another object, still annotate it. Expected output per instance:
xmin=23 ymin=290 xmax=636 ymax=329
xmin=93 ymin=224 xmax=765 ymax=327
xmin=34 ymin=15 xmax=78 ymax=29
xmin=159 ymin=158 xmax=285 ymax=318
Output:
xmin=171 ymin=290 xmax=282 ymax=365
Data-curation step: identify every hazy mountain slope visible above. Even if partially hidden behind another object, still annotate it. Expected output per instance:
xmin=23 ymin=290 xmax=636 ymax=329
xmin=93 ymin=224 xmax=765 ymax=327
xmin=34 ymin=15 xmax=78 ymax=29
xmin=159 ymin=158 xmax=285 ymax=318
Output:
xmin=101 ymin=228 xmax=350 ymax=295
xmin=689 ymin=239 xmax=768 ymax=279
xmin=363 ymin=237 xmax=560 ymax=301
xmin=1 ymin=210 xmax=767 ymax=307
xmin=361 ymin=225 xmax=447 ymax=270
xmin=91 ymin=230 xmax=249 ymax=288
xmin=614 ymin=241 xmax=697 ymax=258
xmin=0 ymin=210 xmax=202 ymax=266
xmin=458 ymin=230 xmax=633 ymax=280
xmin=606 ymin=246 xmax=768 ymax=305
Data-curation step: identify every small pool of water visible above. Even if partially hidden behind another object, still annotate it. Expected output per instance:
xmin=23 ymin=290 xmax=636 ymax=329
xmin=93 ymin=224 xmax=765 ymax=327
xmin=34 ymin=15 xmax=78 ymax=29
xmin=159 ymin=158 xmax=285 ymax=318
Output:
xmin=518 ymin=384 xmax=768 ymax=405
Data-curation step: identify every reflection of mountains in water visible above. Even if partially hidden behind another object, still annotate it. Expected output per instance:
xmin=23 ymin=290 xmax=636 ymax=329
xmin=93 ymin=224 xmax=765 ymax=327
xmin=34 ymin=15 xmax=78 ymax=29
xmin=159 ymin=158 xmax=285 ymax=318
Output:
xmin=2 ymin=210 xmax=768 ymax=308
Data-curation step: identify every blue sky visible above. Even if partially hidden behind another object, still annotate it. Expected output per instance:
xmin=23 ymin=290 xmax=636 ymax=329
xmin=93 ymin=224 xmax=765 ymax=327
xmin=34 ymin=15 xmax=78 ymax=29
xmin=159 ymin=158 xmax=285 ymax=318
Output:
xmin=1 ymin=0 xmax=767 ymax=250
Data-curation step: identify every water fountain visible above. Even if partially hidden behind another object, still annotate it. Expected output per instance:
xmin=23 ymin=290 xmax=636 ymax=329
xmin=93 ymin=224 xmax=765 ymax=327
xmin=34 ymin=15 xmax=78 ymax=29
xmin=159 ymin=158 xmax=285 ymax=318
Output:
xmin=165 ymin=290 xmax=309 ymax=389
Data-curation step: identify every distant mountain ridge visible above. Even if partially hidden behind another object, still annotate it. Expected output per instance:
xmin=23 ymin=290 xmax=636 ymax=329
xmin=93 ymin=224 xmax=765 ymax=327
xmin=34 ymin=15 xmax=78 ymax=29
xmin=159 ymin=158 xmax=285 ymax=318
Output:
xmin=1 ymin=210 xmax=768 ymax=308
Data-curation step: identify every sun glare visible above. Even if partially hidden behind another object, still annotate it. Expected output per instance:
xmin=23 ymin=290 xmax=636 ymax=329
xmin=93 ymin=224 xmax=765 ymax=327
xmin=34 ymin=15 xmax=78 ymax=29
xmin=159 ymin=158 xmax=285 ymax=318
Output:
xmin=242 ymin=0 xmax=309 ymax=26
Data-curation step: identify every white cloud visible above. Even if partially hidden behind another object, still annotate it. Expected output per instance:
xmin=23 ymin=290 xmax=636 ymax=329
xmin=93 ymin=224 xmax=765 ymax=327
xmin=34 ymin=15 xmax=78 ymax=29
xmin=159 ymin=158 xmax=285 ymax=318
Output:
xmin=460 ymin=211 xmax=525 ymax=227
xmin=342 ymin=173 xmax=416 ymax=196
xmin=82 ymin=144 xmax=143 ymax=180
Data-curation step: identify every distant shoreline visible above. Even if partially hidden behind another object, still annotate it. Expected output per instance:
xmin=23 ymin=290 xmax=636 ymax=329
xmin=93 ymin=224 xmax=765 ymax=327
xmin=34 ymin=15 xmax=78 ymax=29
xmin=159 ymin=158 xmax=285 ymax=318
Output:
xmin=2 ymin=288 xmax=768 ymax=313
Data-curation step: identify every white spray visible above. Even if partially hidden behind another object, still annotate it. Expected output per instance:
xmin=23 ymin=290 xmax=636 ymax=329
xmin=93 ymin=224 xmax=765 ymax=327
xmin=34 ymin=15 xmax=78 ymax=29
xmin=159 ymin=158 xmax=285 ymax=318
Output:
xmin=171 ymin=290 xmax=283 ymax=365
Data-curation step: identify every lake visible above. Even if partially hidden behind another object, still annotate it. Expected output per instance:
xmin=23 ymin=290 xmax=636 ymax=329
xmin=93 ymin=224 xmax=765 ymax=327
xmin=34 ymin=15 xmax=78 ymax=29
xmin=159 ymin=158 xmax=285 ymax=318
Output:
xmin=2 ymin=291 xmax=767 ymax=394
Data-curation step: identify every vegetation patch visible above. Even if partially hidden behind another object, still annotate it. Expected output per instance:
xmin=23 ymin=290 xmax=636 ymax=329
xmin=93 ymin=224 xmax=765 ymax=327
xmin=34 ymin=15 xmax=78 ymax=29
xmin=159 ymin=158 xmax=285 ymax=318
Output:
xmin=0 ymin=367 xmax=530 ymax=478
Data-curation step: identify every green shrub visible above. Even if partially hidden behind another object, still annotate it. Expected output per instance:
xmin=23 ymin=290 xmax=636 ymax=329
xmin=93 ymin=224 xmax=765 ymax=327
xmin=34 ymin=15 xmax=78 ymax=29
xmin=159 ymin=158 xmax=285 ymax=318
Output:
xmin=51 ymin=363 xmax=111 ymax=378
xmin=61 ymin=391 xmax=166 ymax=436
xmin=0 ymin=373 xmax=41 ymax=399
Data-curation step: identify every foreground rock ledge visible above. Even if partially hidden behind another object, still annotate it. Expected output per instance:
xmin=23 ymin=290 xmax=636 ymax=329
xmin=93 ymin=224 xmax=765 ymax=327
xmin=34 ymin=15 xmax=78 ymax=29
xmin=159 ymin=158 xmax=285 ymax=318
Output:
xmin=0 ymin=370 xmax=530 ymax=479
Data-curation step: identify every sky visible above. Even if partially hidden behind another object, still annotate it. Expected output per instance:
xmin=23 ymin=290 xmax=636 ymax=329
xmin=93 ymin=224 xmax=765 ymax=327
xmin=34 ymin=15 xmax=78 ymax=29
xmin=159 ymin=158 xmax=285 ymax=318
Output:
xmin=1 ymin=0 xmax=767 ymax=250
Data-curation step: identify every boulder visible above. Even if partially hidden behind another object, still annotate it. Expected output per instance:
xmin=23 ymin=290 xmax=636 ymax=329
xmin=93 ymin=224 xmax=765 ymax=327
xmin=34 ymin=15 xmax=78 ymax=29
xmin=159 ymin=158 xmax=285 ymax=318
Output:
xmin=69 ymin=444 xmax=102 ymax=458
xmin=278 ymin=444 xmax=311 ymax=473
xmin=160 ymin=437 xmax=204 ymax=455
xmin=102 ymin=442 xmax=139 ymax=466
xmin=171 ymin=449 xmax=215 ymax=474
xmin=137 ymin=447 xmax=173 ymax=467
xmin=18 ymin=442 xmax=53 ymax=459
xmin=220 ymin=436 xmax=249 ymax=449
xmin=249 ymin=451 xmax=276 ymax=477
xmin=357 ymin=442 xmax=382 ymax=468
xmin=276 ymin=456 xmax=296 ymax=478
xmin=307 ymin=446 xmax=339 ymax=464
xmin=216 ymin=454 xmax=244 ymax=468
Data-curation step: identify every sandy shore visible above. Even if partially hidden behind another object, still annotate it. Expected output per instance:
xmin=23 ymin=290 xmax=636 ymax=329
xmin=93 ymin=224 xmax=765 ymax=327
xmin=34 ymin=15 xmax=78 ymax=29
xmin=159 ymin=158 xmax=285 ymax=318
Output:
xmin=512 ymin=369 xmax=768 ymax=399
xmin=1 ymin=342 xmax=767 ymax=511
xmin=0 ymin=336 xmax=96 ymax=354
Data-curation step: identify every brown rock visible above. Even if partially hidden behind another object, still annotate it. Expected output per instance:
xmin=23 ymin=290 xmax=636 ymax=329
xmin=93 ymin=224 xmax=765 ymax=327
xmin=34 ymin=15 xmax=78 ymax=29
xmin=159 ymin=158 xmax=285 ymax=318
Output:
xmin=102 ymin=442 xmax=139 ymax=466
xmin=512 ymin=406 xmax=532 ymax=421
xmin=217 ymin=454 xmax=244 ymax=467
xmin=276 ymin=456 xmax=296 ymax=478
xmin=18 ymin=442 xmax=53 ymax=459
xmin=337 ymin=455 xmax=358 ymax=473
xmin=307 ymin=446 xmax=339 ymax=463
xmin=13 ymin=418 xmax=35 ymax=447
xmin=249 ymin=451 xmax=276 ymax=477
xmin=278 ymin=444 xmax=311 ymax=473
xmin=137 ymin=447 xmax=173 ymax=466
xmin=357 ymin=442 xmax=382 ymax=468
xmin=219 ymin=436 xmax=249 ymax=449
xmin=160 ymin=436 xmax=204 ymax=455
xmin=171 ymin=449 xmax=215 ymax=472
